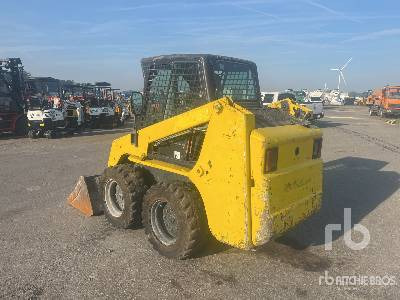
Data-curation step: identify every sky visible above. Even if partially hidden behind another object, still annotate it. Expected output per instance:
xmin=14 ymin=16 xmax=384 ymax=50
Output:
xmin=1 ymin=0 xmax=400 ymax=92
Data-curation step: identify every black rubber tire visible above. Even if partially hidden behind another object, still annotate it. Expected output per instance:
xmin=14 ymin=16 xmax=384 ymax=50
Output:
xmin=142 ymin=181 xmax=208 ymax=259
xmin=116 ymin=117 xmax=121 ymax=127
xmin=101 ymin=164 xmax=151 ymax=229
xmin=28 ymin=130 xmax=37 ymax=139
xmin=76 ymin=125 xmax=84 ymax=134
xmin=106 ymin=118 xmax=114 ymax=129
xmin=281 ymin=100 xmax=290 ymax=112
xmin=45 ymin=130 xmax=56 ymax=139
xmin=37 ymin=130 xmax=44 ymax=138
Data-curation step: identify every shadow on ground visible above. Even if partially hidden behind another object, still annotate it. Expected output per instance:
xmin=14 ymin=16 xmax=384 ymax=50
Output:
xmin=197 ymin=156 xmax=399 ymax=260
xmin=74 ymin=126 xmax=132 ymax=137
xmin=283 ymin=156 xmax=399 ymax=247
xmin=0 ymin=134 xmax=26 ymax=141
xmin=0 ymin=121 xmax=134 ymax=140
xmin=314 ymin=120 xmax=345 ymax=128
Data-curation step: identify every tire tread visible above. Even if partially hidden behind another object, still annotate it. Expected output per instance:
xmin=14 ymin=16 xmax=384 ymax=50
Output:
xmin=142 ymin=181 xmax=208 ymax=259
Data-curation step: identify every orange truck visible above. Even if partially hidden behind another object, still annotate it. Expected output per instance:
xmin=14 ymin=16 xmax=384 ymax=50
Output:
xmin=369 ymin=86 xmax=400 ymax=117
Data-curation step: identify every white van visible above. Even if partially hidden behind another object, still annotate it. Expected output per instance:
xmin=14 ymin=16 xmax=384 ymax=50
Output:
xmin=261 ymin=91 xmax=296 ymax=105
xmin=304 ymin=90 xmax=324 ymax=119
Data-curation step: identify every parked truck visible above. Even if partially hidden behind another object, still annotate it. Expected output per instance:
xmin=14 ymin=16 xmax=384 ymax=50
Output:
xmin=303 ymin=90 xmax=324 ymax=119
xmin=368 ymin=86 xmax=400 ymax=117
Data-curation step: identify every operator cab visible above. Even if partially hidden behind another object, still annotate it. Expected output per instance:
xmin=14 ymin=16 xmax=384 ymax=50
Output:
xmin=140 ymin=54 xmax=261 ymax=128
xmin=28 ymin=96 xmax=52 ymax=110
xmin=136 ymin=54 xmax=299 ymax=166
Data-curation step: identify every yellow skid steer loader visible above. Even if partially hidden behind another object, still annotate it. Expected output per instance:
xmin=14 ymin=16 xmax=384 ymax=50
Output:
xmin=68 ymin=54 xmax=323 ymax=259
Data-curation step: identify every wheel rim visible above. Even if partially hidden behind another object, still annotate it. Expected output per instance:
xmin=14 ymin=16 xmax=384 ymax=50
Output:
xmin=150 ymin=200 xmax=178 ymax=246
xmin=105 ymin=179 xmax=124 ymax=217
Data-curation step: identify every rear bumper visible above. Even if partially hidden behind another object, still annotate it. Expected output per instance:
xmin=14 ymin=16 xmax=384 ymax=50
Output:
xmin=88 ymin=113 xmax=111 ymax=121
xmin=28 ymin=118 xmax=53 ymax=130
xmin=251 ymin=161 xmax=323 ymax=246
xmin=268 ymin=189 xmax=322 ymax=236
xmin=250 ymin=126 xmax=323 ymax=246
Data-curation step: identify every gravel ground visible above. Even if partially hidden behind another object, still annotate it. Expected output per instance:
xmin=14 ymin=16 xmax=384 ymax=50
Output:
xmin=0 ymin=106 xmax=399 ymax=299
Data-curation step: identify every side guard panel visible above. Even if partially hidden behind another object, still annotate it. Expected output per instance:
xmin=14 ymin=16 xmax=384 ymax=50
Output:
xmin=107 ymin=98 xmax=255 ymax=249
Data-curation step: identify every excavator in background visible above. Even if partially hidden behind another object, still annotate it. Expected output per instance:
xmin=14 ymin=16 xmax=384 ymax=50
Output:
xmin=266 ymin=97 xmax=313 ymax=121
xmin=261 ymin=91 xmax=313 ymax=121
xmin=0 ymin=58 xmax=28 ymax=135
xmin=68 ymin=54 xmax=323 ymax=260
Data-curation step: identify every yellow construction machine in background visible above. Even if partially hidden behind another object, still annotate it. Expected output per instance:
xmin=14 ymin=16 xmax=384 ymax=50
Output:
xmin=266 ymin=98 xmax=313 ymax=121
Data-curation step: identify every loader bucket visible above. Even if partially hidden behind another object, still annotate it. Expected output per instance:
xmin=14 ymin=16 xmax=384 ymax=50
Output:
xmin=67 ymin=175 xmax=103 ymax=216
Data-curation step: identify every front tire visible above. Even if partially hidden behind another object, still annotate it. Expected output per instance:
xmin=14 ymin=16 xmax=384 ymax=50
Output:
xmin=28 ymin=130 xmax=37 ymax=139
xmin=101 ymin=164 xmax=151 ymax=228
xmin=142 ymin=182 xmax=208 ymax=259
xmin=369 ymin=108 xmax=374 ymax=116
xmin=379 ymin=108 xmax=385 ymax=118
xmin=45 ymin=130 xmax=56 ymax=139
xmin=90 ymin=120 xmax=97 ymax=129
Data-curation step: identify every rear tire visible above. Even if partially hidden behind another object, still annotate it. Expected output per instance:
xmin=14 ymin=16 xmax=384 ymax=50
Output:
xmin=45 ymin=130 xmax=56 ymax=139
xmin=76 ymin=125 xmax=84 ymax=134
xmin=28 ymin=130 xmax=37 ymax=139
xmin=101 ymin=164 xmax=152 ymax=229
xmin=369 ymin=108 xmax=374 ymax=116
xmin=142 ymin=181 xmax=208 ymax=259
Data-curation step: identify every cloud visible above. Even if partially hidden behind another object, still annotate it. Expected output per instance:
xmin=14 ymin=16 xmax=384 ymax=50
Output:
xmin=230 ymin=3 xmax=278 ymax=19
xmin=110 ymin=2 xmax=171 ymax=12
xmin=345 ymin=28 xmax=400 ymax=42
xmin=305 ymin=0 xmax=361 ymax=23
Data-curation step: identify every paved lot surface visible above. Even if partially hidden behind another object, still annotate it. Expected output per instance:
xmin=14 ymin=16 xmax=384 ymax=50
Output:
xmin=0 ymin=106 xmax=399 ymax=299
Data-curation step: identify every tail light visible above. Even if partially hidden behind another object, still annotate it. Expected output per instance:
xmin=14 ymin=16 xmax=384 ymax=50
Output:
xmin=312 ymin=138 xmax=322 ymax=159
xmin=264 ymin=147 xmax=278 ymax=173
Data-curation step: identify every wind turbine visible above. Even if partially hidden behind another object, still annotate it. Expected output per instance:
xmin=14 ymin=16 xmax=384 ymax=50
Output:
xmin=330 ymin=57 xmax=352 ymax=91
